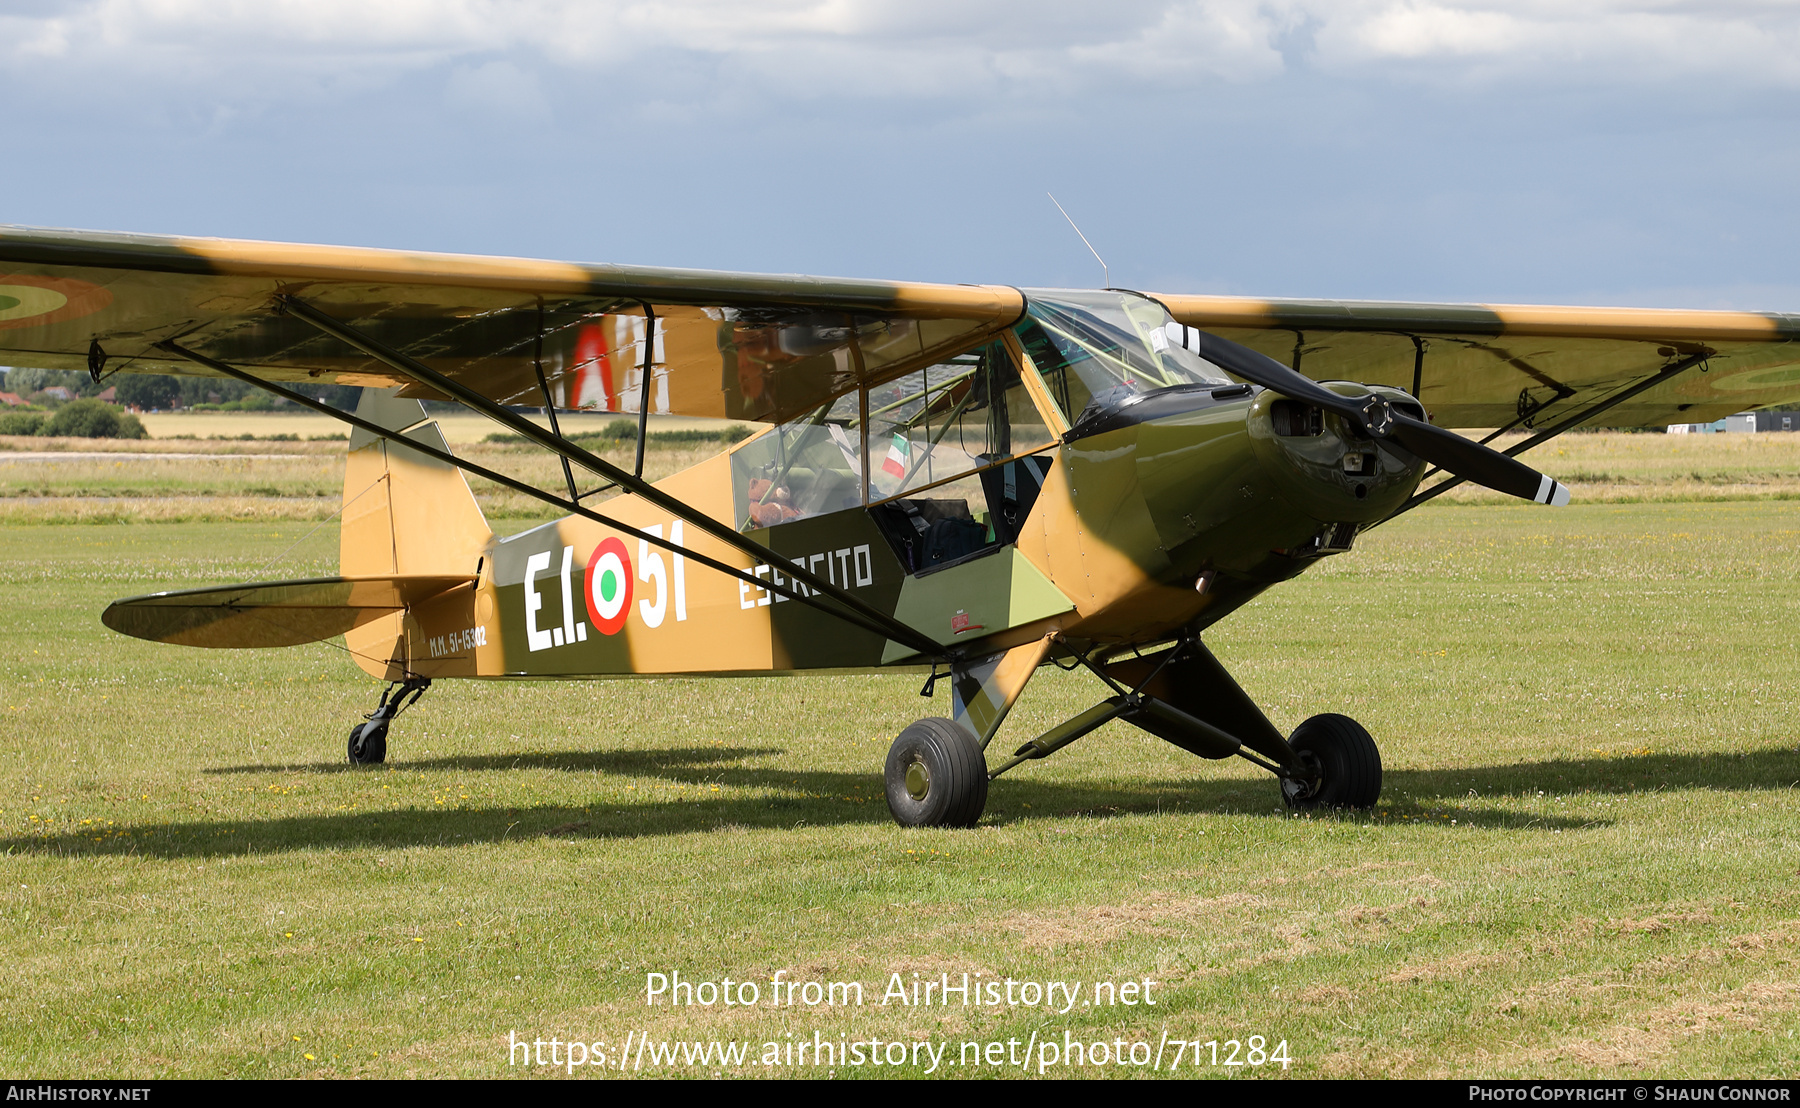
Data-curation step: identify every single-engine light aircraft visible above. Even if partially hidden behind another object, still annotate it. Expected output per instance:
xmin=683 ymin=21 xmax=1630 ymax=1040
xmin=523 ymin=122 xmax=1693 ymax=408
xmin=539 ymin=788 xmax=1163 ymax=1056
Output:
xmin=4 ymin=226 xmax=1798 ymax=826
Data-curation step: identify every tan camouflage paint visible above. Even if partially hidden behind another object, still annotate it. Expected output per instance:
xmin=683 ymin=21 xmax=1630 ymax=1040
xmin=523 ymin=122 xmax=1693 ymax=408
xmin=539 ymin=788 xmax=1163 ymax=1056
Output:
xmin=1153 ymin=292 xmax=1800 ymax=428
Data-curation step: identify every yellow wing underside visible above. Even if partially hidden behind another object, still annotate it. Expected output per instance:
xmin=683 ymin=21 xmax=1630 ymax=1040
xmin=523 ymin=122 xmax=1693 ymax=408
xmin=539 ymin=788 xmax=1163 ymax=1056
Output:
xmin=2 ymin=225 xmax=1798 ymax=428
xmin=1155 ymin=293 xmax=1800 ymax=428
xmin=0 ymin=226 xmax=1023 ymax=426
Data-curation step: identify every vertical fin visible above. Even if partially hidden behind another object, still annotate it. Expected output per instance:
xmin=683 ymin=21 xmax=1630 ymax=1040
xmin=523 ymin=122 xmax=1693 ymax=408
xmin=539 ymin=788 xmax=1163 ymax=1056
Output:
xmin=341 ymin=388 xmax=492 ymax=678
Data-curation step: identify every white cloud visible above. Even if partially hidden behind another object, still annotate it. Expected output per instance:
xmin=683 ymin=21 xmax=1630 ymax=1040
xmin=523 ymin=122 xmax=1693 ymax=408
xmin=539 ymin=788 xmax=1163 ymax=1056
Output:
xmin=6 ymin=0 xmax=1800 ymax=106
xmin=1332 ymin=3 xmax=1528 ymax=59
xmin=1306 ymin=2 xmax=1800 ymax=84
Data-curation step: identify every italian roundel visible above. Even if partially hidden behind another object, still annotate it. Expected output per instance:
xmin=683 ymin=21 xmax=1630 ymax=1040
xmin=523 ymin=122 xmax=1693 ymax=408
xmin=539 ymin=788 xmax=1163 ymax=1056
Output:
xmin=583 ymin=536 xmax=634 ymax=636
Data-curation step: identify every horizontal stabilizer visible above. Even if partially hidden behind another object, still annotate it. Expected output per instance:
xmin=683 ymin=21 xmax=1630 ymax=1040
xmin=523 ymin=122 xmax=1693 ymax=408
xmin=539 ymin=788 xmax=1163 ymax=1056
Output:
xmin=102 ymin=575 xmax=472 ymax=649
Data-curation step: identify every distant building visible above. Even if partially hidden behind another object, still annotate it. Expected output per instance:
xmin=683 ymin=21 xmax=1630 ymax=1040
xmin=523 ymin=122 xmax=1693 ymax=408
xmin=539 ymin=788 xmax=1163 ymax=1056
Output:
xmin=39 ymin=386 xmax=73 ymax=401
xmin=1668 ymin=411 xmax=1800 ymax=434
xmin=0 ymin=392 xmax=22 ymax=407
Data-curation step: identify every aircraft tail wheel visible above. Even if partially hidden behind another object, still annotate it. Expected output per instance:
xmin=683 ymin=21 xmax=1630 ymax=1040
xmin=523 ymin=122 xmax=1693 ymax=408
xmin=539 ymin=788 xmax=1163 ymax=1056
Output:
xmin=347 ymin=721 xmax=388 ymax=766
xmin=1280 ymin=713 xmax=1380 ymax=810
xmin=884 ymin=718 xmax=988 ymax=828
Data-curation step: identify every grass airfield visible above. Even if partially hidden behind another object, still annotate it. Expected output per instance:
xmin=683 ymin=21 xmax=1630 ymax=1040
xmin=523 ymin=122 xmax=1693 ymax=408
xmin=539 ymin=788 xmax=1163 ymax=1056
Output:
xmin=2 ymin=428 xmax=1800 ymax=1078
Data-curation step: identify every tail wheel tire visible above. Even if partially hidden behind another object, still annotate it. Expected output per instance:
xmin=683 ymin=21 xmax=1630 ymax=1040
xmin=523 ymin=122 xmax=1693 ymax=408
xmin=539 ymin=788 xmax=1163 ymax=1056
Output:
xmin=1280 ymin=713 xmax=1380 ymax=810
xmin=884 ymin=718 xmax=988 ymax=828
xmin=348 ymin=722 xmax=388 ymax=766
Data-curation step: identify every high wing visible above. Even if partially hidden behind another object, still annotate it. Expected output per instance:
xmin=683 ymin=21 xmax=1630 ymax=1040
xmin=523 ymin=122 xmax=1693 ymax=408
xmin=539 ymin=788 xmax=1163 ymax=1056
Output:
xmin=1153 ymin=294 xmax=1800 ymax=429
xmin=0 ymin=226 xmax=1022 ymax=424
xmin=4 ymin=223 xmax=1798 ymax=430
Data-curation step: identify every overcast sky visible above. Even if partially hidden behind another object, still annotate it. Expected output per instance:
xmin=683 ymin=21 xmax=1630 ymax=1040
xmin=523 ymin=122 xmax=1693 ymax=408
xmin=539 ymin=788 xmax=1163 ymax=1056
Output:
xmin=4 ymin=1 xmax=1799 ymax=308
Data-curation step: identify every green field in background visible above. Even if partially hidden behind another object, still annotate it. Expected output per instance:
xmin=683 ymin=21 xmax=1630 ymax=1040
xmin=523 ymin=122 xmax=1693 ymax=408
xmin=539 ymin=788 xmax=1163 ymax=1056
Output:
xmin=2 ymin=495 xmax=1797 ymax=1078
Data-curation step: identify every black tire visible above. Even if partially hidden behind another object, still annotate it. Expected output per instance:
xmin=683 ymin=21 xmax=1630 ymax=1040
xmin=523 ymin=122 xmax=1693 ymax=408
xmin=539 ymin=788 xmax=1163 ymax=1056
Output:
xmin=884 ymin=718 xmax=988 ymax=828
xmin=1280 ymin=713 xmax=1380 ymax=810
xmin=347 ymin=721 xmax=388 ymax=766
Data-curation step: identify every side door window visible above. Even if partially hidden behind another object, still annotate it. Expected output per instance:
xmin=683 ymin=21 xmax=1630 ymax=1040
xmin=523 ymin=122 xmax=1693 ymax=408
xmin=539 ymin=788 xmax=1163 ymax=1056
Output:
xmin=730 ymin=391 xmax=863 ymax=531
xmin=865 ymin=340 xmax=1057 ymax=573
xmin=729 ymin=338 xmax=1062 ymax=577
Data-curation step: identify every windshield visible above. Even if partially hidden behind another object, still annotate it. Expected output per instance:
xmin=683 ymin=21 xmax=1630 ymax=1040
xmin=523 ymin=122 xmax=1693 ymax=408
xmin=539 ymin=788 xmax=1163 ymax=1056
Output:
xmin=1016 ymin=290 xmax=1231 ymax=427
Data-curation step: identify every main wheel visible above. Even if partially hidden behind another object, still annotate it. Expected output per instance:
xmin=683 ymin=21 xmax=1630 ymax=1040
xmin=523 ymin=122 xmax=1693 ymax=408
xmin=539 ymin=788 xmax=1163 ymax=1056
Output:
xmin=884 ymin=718 xmax=988 ymax=828
xmin=1280 ymin=713 xmax=1380 ymax=810
xmin=347 ymin=721 xmax=388 ymax=766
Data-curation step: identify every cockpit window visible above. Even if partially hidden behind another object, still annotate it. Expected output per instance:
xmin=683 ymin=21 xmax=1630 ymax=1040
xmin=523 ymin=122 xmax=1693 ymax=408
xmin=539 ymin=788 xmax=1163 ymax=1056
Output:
xmin=1016 ymin=290 xmax=1231 ymax=428
xmin=729 ymin=339 xmax=1055 ymax=538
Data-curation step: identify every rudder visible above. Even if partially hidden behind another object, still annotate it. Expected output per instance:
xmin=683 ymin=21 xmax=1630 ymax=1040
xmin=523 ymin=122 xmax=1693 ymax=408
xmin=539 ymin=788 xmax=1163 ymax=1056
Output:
xmin=341 ymin=388 xmax=491 ymax=677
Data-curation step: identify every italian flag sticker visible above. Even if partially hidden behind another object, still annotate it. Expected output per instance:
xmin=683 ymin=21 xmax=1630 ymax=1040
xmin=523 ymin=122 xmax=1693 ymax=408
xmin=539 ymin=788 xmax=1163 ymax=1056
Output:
xmin=583 ymin=536 xmax=634 ymax=636
xmin=882 ymin=433 xmax=909 ymax=478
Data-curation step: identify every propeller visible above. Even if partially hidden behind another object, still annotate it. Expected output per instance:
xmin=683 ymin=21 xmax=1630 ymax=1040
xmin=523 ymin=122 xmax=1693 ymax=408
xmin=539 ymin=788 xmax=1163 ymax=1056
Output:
xmin=1186 ymin=330 xmax=1570 ymax=506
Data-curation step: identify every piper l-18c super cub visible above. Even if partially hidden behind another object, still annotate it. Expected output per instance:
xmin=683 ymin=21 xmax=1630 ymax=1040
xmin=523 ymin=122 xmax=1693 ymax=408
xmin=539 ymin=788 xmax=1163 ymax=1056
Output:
xmin=3 ymin=226 xmax=1797 ymax=826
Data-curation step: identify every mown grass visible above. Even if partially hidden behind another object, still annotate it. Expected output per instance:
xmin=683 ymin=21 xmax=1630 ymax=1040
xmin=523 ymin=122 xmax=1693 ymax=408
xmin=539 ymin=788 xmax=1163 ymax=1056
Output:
xmin=10 ymin=429 xmax=1800 ymax=526
xmin=2 ymin=487 xmax=1798 ymax=1076
xmin=1428 ymin=430 xmax=1800 ymax=504
xmin=0 ymin=436 xmax=720 ymax=524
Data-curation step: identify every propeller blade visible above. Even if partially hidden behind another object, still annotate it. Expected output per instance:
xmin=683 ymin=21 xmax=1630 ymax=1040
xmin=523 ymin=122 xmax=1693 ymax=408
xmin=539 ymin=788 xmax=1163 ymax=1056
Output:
xmin=1185 ymin=329 xmax=1361 ymax=418
xmin=1184 ymin=328 xmax=1570 ymax=507
xmin=1387 ymin=415 xmax=1570 ymax=505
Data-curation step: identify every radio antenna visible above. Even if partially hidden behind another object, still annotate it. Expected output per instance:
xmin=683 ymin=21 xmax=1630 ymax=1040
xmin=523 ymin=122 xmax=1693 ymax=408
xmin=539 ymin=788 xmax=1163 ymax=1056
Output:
xmin=1047 ymin=192 xmax=1109 ymax=288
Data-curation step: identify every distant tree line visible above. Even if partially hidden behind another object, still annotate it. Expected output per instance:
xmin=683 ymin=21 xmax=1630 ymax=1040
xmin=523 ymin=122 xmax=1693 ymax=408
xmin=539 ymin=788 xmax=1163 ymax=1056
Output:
xmin=0 ymin=400 xmax=147 ymax=438
xmin=0 ymin=366 xmax=361 ymax=412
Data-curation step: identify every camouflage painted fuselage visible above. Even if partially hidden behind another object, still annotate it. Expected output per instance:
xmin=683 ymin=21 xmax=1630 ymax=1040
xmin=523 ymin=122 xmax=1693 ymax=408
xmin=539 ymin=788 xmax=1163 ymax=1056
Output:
xmin=370 ymin=384 xmax=1426 ymax=684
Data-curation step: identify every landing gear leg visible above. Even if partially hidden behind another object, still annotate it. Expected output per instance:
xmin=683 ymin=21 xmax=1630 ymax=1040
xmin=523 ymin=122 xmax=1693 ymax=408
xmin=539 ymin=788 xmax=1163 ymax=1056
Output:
xmin=347 ymin=677 xmax=431 ymax=766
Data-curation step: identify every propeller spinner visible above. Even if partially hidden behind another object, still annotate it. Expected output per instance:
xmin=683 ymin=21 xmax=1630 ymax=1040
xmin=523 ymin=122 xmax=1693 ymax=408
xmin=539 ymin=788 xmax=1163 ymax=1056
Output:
xmin=1187 ymin=330 xmax=1571 ymax=507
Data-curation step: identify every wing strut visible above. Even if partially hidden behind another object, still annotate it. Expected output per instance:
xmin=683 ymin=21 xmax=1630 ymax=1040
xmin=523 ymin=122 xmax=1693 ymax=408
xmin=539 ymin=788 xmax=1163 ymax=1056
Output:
xmin=1390 ymin=349 xmax=1711 ymax=517
xmin=634 ymin=303 xmax=655 ymax=478
xmin=154 ymin=340 xmax=952 ymax=661
xmin=267 ymin=293 xmax=949 ymax=660
xmin=529 ymin=301 xmax=581 ymax=503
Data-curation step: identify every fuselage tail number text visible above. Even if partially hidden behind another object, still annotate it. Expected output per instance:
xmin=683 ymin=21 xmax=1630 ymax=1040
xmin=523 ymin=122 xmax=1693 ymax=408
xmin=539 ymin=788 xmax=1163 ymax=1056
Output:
xmin=525 ymin=522 xmax=689 ymax=652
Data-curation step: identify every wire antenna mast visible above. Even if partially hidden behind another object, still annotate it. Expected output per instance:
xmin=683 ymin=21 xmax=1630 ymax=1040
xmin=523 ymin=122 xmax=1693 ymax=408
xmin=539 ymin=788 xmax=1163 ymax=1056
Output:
xmin=1048 ymin=192 xmax=1109 ymax=288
